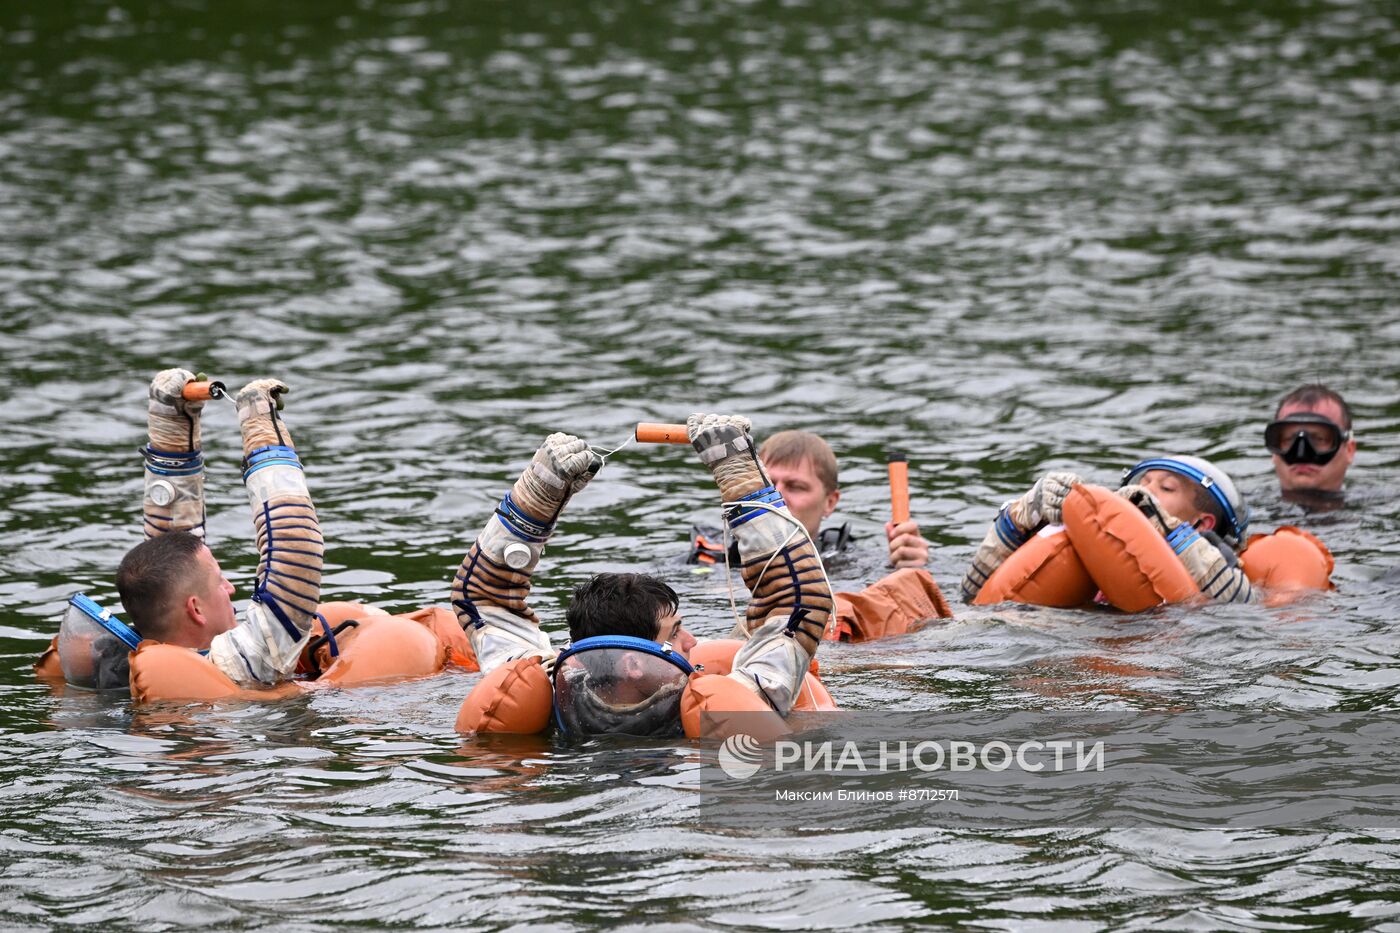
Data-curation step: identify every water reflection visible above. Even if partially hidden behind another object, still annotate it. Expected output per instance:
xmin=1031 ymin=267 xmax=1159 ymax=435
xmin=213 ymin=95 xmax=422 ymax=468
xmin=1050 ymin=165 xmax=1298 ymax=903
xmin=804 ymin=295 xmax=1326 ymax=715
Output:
xmin=2 ymin=0 xmax=1399 ymax=925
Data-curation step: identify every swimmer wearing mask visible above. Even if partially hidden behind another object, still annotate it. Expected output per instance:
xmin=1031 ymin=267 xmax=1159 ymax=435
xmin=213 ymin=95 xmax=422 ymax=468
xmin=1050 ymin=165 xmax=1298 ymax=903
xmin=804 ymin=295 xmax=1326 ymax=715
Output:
xmin=1266 ymin=384 xmax=1356 ymax=501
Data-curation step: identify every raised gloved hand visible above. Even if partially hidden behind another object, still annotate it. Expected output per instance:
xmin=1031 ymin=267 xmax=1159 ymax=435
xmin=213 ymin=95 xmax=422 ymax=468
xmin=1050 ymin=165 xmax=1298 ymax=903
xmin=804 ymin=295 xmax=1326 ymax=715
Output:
xmin=147 ymin=368 xmax=205 ymax=452
xmin=687 ymin=413 xmax=767 ymax=501
xmin=509 ymin=432 xmax=603 ymax=524
xmin=236 ymin=378 xmax=293 ymax=455
xmin=1007 ymin=470 xmax=1082 ymax=529
xmin=1117 ymin=483 xmax=1177 ymax=535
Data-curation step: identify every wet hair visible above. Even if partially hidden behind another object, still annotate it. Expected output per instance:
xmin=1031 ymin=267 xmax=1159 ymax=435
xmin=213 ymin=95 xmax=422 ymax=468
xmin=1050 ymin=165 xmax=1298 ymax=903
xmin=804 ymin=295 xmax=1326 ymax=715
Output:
xmin=759 ymin=430 xmax=839 ymax=494
xmin=566 ymin=573 xmax=680 ymax=643
xmin=115 ymin=531 xmax=206 ymax=640
xmin=1275 ymin=384 xmax=1352 ymax=431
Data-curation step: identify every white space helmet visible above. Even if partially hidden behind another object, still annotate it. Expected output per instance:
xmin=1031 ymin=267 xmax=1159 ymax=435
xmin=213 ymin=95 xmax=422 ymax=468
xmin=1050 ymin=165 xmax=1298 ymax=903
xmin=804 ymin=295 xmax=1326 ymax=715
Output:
xmin=1121 ymin=455 xmax=1249 ymax=548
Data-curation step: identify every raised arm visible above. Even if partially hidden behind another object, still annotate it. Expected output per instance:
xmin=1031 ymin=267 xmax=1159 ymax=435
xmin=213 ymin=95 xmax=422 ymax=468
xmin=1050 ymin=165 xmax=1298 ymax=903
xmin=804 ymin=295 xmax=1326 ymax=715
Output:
xmin=142 ymin=369 xmax=207 ymax=540
xmin=688 ymin=414 xmax=832 ymax=715
xmin=206 ymin=380 xmax=325 ymax=685
xmin=961 ymin=471 xmax=1079 ymax=603
xmin=452 ymin=433 xmax=601 ymax=673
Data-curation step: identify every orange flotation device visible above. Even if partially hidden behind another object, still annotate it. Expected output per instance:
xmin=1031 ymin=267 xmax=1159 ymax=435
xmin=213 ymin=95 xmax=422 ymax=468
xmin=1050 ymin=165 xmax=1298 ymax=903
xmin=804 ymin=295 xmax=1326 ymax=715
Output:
xmin=1240 ymin=526 xmax=1334 ymax=601
xmin=457 ymin=637 xmax=836 ymax=736
xmin=685 ymin=638 xmax=834 ymax=711
xmin=681 ymin=673 xmax=789 ymax=740
xmin=974 ymin=527 xmax=1097 ymax=608
xmin=34 ymin=637 xmax=64 ymax=682
xmin=455 ymin=655 xmax=554 ymax=734
xmin=1062 ymin=484 xmax=1200 ymax=612
xmin=829 ymin=568 xmax=954 ymax=641
xmin=129 ymin=601 xmax=471 ymax=703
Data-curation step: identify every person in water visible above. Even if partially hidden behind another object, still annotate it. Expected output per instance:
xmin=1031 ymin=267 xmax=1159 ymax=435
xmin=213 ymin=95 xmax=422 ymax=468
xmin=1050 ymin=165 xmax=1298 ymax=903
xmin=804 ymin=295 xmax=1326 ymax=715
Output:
xmin=688 ymin=430 xmax=929 ymax=570
xmin=961 ymin=456 xmax=1259 ymax=605
xmin=59 ymin=369 xmax=323 ymax=691
xmin=1266 ymin=384 xmax=1355 ymax=500
xmin=452 ymin=414 xmax=832 ymax=736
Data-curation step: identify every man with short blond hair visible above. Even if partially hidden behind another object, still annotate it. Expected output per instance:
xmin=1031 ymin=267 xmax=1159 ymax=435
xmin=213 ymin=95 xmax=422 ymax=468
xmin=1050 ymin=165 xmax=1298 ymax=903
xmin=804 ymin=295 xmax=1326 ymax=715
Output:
xmin=758 ymin=430 xmax=929 ymax=569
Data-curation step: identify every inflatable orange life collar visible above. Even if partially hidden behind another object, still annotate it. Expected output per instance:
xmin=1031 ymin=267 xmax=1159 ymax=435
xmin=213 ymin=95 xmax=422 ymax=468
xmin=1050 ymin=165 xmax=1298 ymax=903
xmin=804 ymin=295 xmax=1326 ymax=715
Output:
xmin=456 ymin=638 xmax=837 ymax=738
xmin=126 ymin=602 xmax=475 ymax=703
xmin=976 ymin=485 xmax=1334 ymax=611
xmin=828 ymin=568 xmax=953 ymax=642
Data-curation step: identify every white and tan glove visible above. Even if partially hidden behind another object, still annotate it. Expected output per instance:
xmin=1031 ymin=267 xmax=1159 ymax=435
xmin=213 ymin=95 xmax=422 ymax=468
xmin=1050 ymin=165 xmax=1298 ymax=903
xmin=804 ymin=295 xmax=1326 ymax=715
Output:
xmin=961 ymin=471 xmax=1080 ymax=602
xmin=142 ymin=369 xmax=207 ymax=539
xmin=208 ymin=379 xmax=325 ymax=685
xmin=147 ymin=368 xmax=205 ymax=452
xmin=1010 ymin=470 xmax=1082 ymax=528
xmin=453 ymin=433 xmax=603 ymax=672
xmin=1117 ymin=485 xmax=1257 ymax=604
xmin=688 ymin=413 xmax=831 ymax=715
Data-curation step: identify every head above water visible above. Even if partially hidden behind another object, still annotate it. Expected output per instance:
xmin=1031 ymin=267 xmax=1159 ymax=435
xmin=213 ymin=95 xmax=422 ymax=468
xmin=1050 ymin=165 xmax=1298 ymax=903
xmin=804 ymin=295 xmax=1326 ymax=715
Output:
xmin=115 ymin=531 xmax=237 ymax=649
xmin=758 ymin=430 xmax=840 ymax=539
xmin=565 ymin=573 xmax=696 ymax=658
xmin=1269 ymin=384 xmax=1355 ymax=494
xmin=1121 ymin=455 xmax=1248 ymax=549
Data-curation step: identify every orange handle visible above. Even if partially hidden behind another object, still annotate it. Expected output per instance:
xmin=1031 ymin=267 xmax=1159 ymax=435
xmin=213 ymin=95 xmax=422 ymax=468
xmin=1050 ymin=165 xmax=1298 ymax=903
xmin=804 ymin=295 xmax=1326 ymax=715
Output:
xmin=182 ymin=380 xmax=226 ymax=402
xmin=888 ymin=454 xmax=910 ymax=525
xmin=635 ymin=423 xmax=690 ymax=444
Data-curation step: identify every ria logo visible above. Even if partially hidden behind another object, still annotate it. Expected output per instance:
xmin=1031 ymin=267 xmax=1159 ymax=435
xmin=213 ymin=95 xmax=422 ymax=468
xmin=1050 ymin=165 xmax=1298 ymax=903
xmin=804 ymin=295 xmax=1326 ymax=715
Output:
xmin=718 ymin=733 xmax=763 ymax=779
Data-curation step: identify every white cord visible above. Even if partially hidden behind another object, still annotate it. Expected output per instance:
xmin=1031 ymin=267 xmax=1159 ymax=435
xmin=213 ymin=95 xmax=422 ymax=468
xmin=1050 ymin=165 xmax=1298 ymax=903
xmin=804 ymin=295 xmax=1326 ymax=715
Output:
xmin=589 ymin=433 xmax=634 ymax=465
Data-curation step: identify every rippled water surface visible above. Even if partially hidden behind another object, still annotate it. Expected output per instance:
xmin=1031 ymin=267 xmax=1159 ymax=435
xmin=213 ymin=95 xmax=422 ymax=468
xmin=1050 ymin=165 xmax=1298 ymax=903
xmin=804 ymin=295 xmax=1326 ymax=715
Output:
xmin=2 ymin=0 xmax=1399 ymax=928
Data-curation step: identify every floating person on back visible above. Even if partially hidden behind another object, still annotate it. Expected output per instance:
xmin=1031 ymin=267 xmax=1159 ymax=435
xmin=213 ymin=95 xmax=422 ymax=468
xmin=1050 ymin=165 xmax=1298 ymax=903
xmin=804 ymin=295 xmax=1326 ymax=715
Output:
xmin=37 ymin=370 xmax=466 ymax=701
xmin=453 ymin=414 xmax=835 ymax=739
xmin=962 ymin=454 xmax=1335 ymax=611
xmin=41 ymin=369 xmax=325 ymax=693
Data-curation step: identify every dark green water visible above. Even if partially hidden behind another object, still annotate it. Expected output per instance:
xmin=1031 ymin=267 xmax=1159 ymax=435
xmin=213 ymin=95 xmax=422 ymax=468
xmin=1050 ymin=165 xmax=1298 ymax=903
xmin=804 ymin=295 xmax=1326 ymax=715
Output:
xmin=2 ymin=0 xmax=1399 ymax=928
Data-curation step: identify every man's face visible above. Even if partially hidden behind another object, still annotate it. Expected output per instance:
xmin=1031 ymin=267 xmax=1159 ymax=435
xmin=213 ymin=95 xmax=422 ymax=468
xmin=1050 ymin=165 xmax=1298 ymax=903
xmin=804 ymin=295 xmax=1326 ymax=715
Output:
xmin=1272 ymin=399 xmax=1354 ymax=493
xmin=190 ymin=545 xmax=238 ymax=646
xmin=764 ymin=457 xmax=839 ymax=540
xmin=1136 ymin=470 xmax=1212 ymax=531
xmin=654 ymin=609 xmax=697 ymax=660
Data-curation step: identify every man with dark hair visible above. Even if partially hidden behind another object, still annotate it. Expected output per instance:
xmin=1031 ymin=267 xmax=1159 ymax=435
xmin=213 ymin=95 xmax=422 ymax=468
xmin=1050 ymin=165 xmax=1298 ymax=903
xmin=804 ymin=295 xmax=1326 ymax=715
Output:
xmin=1266 ymin=384 xmax=1355 ymax=497
xmin=56 ymin=369 xmax=323 ymax=691
xmin=452 ymin=415 xmax=830 ymax=736
xmin=565 ymin=574 xmax=689 ymax=647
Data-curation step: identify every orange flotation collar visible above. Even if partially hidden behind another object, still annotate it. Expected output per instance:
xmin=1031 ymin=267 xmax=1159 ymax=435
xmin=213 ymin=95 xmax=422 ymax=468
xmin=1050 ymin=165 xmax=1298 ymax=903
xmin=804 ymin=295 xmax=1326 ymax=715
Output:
xmin=828 ymin=568 xmax=953 ymax=642
xmin=456 ymin=637 xmax=837 ymax=737
xmin=976 ymin=485 xmax=1334 ymax=611
xmin=127 ymin=602 xmax=475 ymax=703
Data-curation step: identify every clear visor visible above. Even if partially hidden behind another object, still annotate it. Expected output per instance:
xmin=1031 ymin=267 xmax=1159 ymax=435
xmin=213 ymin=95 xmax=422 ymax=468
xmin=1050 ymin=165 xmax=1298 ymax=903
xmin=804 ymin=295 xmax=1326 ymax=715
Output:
xmin=57 ymin=602 xmax=106 ymax=687
xmin=553 ymin=648 xmax=691 ymax=737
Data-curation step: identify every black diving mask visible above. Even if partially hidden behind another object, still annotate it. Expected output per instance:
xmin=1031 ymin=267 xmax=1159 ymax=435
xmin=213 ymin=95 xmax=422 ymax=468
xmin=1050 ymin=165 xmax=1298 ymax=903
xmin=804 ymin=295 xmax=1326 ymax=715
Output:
xmin=1265 ymin=414 xmax=1350 ymax=466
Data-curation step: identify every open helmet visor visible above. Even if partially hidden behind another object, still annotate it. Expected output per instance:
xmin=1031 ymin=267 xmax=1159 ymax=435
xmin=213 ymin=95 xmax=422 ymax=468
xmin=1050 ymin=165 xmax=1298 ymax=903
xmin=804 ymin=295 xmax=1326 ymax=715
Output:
xmin=57 ymin=594 xmax=141 ymax=687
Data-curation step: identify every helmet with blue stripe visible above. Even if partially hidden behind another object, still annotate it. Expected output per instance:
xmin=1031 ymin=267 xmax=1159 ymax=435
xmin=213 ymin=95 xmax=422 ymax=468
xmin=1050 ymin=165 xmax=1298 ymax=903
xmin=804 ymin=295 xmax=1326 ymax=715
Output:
xmin=1121 ymin=455 xmax=1249 ymax=549
xmin=552 ymin=636 xmax=694 ymax=737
